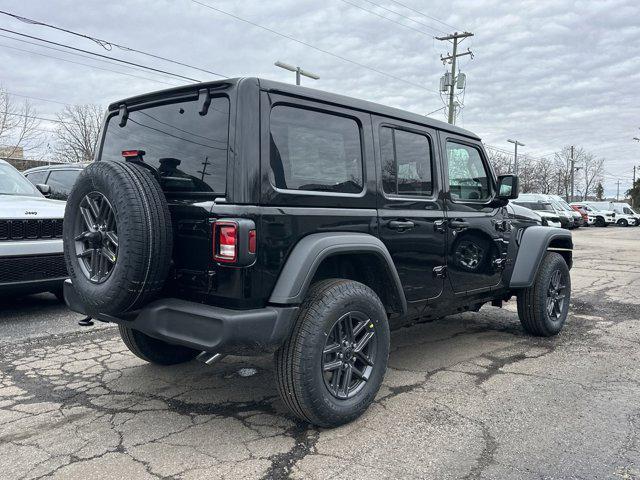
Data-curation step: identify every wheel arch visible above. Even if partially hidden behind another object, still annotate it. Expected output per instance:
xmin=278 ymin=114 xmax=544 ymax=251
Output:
xmin=509 ymin=226 xmax=573 ymax=288
xmin=268 ymin=233 xmax=407 ymax=316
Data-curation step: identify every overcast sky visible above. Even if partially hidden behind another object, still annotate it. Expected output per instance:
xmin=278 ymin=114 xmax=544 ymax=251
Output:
xmin=0 ymin=0 xmax=638 ymax=195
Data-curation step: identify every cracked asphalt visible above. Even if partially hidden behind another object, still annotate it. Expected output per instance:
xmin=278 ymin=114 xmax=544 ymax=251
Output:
xmin=1 ymin=227 xmax=639 ymax=479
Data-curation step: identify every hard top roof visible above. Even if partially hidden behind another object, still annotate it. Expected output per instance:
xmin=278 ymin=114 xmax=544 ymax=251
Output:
xmin=108 ymin=77 xmax=481 ymax=141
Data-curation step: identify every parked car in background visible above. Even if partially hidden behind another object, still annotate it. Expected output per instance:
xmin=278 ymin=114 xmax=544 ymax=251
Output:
xmin=547 ymin=194 xmax=584 ymax=228
xmin=570 ymin=202 xmax=615 ymax=227
xmin=517 ymin=194 xmax=573 ymax=228
xmin=570 ymin=204 xmax=593 ymax=226
xmin=512 ymin=197 xmax=562 ymax=227
xmin=24 ymin=163 xmax=88 ymax=201
xmin=0 ymin=159 xmax=67 ymax=299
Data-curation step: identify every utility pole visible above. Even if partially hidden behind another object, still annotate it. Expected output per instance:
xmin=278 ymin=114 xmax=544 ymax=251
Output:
xmin=569 ymin=145 xmax=575 ymax=203
xmin=616 ymin=179 xmax=621 ymax=201
xmin=436 ymin=32 xmax=474 ymax=124
xmin=274 ymin=61 xmax=320 ymax=85
xmin=507 ymin=139 xmax=525 ymax=175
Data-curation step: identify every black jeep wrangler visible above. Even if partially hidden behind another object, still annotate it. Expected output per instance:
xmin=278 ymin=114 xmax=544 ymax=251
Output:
xmin=63 ymin=78 xmax=572 ymax=427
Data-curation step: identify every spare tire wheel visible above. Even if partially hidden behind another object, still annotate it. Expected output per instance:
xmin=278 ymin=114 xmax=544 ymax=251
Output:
xmin=63 ymin=160 xmax=172 ymax=316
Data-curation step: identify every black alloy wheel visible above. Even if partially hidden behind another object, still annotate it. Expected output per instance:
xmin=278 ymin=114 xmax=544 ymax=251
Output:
xmin=74 ymin=192 xmax=118 ymax=283
xmin=322 ymin=311 xmax=377 ymax=400
xmin=546 ymin=268 xmax=567 ymax=321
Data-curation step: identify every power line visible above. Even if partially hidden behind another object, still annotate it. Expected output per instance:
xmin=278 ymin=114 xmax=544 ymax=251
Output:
xmin=0 ymin=27 xmax=200 ymax=83
xmin=0 ymin=42 xmax=180 ymax=86
xmin=387 ymin=0 xmax=461 ymax=31
xmin=0 ymin=9 xmax=227 ymax=78
xmin=360 ymin=0 xmax=449 ymax=35
xmin=0 ymin=32 xmax=185 ymax=85
xmin=0 ymin=110 xmax=73 ymax=125
xmin=338 ymin=0 xmax=435 ymax=37
xmin=190 ymin=0 xmax=440 ymax=94
xmin=4 ymin=91 xmax=70 ymax=106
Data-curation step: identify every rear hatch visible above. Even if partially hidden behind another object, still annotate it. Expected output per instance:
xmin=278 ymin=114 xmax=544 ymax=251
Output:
xmin=97 ymin=83 xmax=233 ymax=303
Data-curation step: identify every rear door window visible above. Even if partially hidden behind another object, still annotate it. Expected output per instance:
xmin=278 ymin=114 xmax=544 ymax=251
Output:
xmin=100 ymin=96 xmax=230 ymax=194
xmin=47 ymin=169 xmax=80 ymax=200
xmin=379 ymin=127 xmax=433 ymax=197
xmin=269 ymin=105 xmax=363 ymax=194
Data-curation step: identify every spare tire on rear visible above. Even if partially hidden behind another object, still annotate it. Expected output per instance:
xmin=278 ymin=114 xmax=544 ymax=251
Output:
xmin=63 ymin=160 xmax=172 ymax=316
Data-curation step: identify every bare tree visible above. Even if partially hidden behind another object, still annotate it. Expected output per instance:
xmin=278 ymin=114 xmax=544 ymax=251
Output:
xmin=0 ymin=87 xmax=43 ymax=158
xmin=485 ymin=147 xmax=511 ymax=176
xmin=54 ymin=104 xmax=103 ymax=163
xmin=576 ymin=151 xmax=604 ymax=200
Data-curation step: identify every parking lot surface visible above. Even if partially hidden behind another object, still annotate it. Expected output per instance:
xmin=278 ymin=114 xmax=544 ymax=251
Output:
xmin=1 ymin=227 xmax=639 ymax=479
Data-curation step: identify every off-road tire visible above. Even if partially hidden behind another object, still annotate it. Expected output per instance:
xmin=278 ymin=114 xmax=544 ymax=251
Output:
xmin=119 ymin=325 xmax=199 ymax=365
xmin=63 ymin=161 xmax=172 ymax=316
xmin=618 ymin=219 xmax=628 ymax=227
xmin=274 ymin=279 xmax=390 ymax=427
xmin=517 ymin=252 xmax=571 ymax=337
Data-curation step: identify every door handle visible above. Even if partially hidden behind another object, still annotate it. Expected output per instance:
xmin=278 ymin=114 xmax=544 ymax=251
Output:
xmin=449 ymin=219 xmax=469 ymax=230
xmin=433 ymin=219 xmax=446 ymax=233
xmin=388 ymin=220 xmax=415 ymax=230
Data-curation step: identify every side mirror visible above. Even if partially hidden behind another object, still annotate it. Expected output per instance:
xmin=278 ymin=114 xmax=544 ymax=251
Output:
xmin=496 ymin=175 xmax=519 ymax=200
xmin=36 ymin=183 xmax=51 ymax=197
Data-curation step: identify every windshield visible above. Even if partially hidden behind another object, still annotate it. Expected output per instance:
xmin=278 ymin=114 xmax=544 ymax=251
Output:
xmin=514 ymin=201 xmax=554 ymax=212
xmin=100 ymin=95 xmax=230 ymax=194
xmin=0 ymin=164 xmax=42 ymax=197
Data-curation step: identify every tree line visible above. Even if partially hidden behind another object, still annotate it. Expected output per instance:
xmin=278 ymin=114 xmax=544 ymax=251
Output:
xmin=487 ymin=146 xmax=605 ymax=201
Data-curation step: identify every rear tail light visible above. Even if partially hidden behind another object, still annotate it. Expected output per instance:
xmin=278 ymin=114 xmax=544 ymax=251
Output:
xmin=248 ymin=229 xmax=257 ymax=254
xmin=213 ymin=222 xmax=238 ymax=262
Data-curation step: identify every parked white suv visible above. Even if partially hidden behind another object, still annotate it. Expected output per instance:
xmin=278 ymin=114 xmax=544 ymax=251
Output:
xmin=0 ymin=160 xmax=67 ymax=298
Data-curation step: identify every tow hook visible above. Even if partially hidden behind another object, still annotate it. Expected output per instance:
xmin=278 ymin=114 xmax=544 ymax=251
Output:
xmin=196 ymin=351 xmax=226 ymax=365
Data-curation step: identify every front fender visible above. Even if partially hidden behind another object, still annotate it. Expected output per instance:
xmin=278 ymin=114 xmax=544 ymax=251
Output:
xmin=268 ymin=232 xmax=407 ymax=315
xmin=509 ymin=226 xmax=572 ymax=288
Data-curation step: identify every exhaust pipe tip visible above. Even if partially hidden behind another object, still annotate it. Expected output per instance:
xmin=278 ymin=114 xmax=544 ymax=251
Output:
xmin=196 ymin=351 xmax=226 ymax=365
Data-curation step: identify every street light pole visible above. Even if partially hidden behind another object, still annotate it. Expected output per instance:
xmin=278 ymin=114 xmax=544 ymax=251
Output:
xmin=507 ymin=139 xmax=525 ymax=175
xmin=274 ymin=61 xmax=320 ymax=86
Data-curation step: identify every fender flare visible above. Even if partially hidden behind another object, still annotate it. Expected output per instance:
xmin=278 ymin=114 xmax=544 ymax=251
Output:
xmin=509 ymin=226 xmax=573 ymax=288
xmin=268 ymin=232 xmax=407 ymax=315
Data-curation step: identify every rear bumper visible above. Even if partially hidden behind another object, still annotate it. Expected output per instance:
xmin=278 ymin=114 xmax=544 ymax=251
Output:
xmin=63 ymin=280 xmax=298 ymax=355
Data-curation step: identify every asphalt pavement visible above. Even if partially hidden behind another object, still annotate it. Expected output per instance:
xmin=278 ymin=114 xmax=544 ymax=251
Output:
xmin=1 ymin=227 xmax=639 ymax=479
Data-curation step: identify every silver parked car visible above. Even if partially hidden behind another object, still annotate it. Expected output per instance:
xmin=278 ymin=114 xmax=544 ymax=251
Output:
xmin=0 ymin=160 xmax=67 ymax=298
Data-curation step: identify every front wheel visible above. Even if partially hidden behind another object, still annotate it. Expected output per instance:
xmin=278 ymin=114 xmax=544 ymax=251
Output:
xmin=595 ymin=216 xmax=606 ymax=227
xmin=274 ymin=279 xmax=390 ymax=427
xmin=517 ymin=252 xmax=571 ymax=337
xmin=618 ymin=219 xmax=628 ymax=227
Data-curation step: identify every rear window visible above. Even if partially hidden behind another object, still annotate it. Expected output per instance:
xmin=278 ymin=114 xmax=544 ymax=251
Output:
xmin=100 ymin=96 xmax=230 ymax=194
xmin=269 ymin=105 xmax=363 ymax=194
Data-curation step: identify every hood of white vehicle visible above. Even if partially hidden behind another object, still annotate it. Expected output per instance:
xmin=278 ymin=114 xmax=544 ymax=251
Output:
xmin=0 ymin=195 xmax=66 ymax=219
xmin=537 ymin=211 xmax=558 ymax=218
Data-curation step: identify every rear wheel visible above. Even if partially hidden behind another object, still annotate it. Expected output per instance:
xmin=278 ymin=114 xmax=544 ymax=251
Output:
xmin=618 ymin=219 xmax=628 ymax=227
xmin=274 ymin=279 xmax=390 ymax=427
xmin=119 ymin=325 xmax=199 ymax=365
xmin=517 ymin=252 xmax=571 ymax=337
